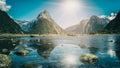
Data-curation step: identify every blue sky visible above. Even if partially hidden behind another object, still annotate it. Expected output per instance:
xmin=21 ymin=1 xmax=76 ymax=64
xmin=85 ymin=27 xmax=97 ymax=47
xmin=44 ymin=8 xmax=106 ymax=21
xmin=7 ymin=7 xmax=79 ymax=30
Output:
xmin=5 ymin=0 xmax=120 ymax=28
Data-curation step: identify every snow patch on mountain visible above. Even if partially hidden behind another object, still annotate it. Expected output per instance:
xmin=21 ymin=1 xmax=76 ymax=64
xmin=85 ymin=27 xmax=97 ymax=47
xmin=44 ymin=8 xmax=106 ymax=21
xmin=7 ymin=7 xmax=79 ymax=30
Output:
xmin=99 ymin=13 xmax=117 ymax=20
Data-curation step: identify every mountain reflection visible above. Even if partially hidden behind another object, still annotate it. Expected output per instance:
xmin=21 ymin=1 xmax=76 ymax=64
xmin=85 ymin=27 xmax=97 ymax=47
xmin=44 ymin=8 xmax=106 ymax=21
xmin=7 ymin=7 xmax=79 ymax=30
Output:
xmin=114 ymin=38 xmax=120 ymax=60
xmin=36 ymin=39 xmax=55 ymax=59
xmin=0 ymin=37 xmax=20 ymax=55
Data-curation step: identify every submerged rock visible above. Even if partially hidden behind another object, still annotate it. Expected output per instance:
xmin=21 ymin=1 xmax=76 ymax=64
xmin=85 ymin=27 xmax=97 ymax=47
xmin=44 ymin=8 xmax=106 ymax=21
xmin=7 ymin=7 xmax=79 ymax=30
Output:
xmin=22 ymin=64 xmax=35 ymax=68
xmin=0 ymin=38 xmax=20 ymax=55
xmin=108 ymin=39 xmax=115 ymax=43
xmin=0 ymin=54 xmax=12 ymax=68
xmin=80 ymin=53 xmax=98 ymax=64
xmin=88 ymin=47 xmax=99 ymax=54
xmin=37 ymin=39 xmax=55 ymax=59
xmin=14 ymin=49 xmax=31 ymax=56
xmin=0 ymin=49 xmax=9 ymax=54
xmin=22 ymin=63 xmax=42 ymax=68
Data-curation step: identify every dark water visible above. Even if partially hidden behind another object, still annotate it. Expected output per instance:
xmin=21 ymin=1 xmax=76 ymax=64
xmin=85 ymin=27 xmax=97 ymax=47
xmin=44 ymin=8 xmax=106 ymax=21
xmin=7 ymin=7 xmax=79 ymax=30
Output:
xmin=2 ymin=35 xmax=120 ymax=68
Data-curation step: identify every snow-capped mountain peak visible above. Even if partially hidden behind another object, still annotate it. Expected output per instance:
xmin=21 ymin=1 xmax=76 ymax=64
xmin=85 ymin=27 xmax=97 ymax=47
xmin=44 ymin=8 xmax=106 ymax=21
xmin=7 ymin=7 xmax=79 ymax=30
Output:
xmin=108 ymin=13 xmax=117 ymax=20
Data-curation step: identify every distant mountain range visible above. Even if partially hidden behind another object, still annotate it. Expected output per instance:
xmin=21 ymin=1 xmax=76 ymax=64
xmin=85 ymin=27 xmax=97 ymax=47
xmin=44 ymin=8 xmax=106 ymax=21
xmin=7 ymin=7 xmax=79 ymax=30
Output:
xmin=0 ymin=10 xmax=23 ymax=34
xmin=0 ymin=9 xmax=120 ymax=34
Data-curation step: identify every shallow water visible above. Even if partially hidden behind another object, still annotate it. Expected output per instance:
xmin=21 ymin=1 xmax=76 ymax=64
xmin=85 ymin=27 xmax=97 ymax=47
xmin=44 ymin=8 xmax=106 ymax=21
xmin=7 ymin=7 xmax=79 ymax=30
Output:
xmin=2 ymin=35 xmax=120 ymax=68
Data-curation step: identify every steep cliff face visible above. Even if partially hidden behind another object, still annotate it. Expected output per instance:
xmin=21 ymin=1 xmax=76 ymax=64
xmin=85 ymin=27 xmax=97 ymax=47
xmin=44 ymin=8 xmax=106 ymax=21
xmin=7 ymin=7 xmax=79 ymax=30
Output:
xmin=85 ymin=16 xmax=109 ymax=34
xmin=66 ymin=16 xmax=109 ymax=34
xmin=105 ymin=11 xmax=120 ymax=33
xmin=0 ymin=10 xmax=23 ymax=34
xmin=29 ymin=10 xmax=66 ymax=34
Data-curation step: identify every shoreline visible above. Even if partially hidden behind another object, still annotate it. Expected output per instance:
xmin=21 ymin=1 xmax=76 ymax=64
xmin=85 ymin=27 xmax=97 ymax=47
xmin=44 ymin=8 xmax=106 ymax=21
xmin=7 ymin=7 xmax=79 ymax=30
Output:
xmin=0 ymin=34 xmax=120 ymax=37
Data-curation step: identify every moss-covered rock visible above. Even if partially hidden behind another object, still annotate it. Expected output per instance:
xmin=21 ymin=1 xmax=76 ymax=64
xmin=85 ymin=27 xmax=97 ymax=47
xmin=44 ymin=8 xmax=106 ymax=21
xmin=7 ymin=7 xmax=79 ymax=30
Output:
xmin=14 ymin=49 xmax=31 ymax=56
xmin=80 ymin=53 xmax=98 ymax=64
xmin=0 ymin=54 xmax=12 ymax=68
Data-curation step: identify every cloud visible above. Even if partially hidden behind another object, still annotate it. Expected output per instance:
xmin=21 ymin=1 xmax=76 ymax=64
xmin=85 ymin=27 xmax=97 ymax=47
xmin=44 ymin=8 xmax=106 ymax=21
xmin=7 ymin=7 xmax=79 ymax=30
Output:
xmin=0 ymin=0 xmax=11 ymax=11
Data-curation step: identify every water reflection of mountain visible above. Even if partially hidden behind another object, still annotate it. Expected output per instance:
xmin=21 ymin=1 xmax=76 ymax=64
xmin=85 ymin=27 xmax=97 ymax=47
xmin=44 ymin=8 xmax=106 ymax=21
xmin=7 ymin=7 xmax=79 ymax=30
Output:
xmin=114 ymin=38 xmax=120 ymax=60
xmin=36 ymin=39 xmax=55 ymax=59
xmin=0 ymin=37 xmax=20 ymax=55
xmin=11 ymin=39 xmax=56 ymax=59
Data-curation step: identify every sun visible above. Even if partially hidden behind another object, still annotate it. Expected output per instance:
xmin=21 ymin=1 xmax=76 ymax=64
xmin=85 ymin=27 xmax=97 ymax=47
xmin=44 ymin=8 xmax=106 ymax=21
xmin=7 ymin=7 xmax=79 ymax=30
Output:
xmin=61 ymin=0 xmax=80 ymax=13
xmin=56 ymin=0 xmax=85 ymax=28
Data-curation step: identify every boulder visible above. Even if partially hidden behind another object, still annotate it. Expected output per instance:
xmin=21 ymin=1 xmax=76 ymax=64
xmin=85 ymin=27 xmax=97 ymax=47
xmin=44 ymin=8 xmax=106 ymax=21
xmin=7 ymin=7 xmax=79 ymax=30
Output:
xmin=14 ymin=49 xmax=31 ymax=56
xmin=80 ymin=53 xmax=98 ymax=64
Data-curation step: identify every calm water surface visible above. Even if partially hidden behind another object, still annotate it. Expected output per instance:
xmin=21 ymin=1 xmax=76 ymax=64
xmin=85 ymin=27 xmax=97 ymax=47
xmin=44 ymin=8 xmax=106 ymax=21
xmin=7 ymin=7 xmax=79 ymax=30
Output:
xmin=8 ymin=35 xmax=120 ymax=68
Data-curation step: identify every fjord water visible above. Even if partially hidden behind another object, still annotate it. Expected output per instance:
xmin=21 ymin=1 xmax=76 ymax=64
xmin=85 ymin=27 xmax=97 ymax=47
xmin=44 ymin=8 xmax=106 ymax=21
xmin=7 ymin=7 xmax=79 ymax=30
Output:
xmin=8 ymin=35 xmax=120 ymax=68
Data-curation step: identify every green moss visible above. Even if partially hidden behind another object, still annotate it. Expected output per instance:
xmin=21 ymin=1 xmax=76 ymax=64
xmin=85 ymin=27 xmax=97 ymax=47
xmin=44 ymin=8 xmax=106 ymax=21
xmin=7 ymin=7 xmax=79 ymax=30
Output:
xmin=80 ymin=53 xmax=98 ymax=64
xmin=0 ymin=54 xmax=12 ymax=68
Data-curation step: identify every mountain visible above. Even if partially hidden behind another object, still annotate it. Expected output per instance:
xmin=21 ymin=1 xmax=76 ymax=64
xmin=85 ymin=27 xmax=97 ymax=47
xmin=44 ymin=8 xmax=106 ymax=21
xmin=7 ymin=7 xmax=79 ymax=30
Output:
xmin=65 ymin=20 xmax=88 ymax=34
xmin=0 ymin=10 xmax=23 ymax=34
xmin=104 ymin=11 xmax=120 ymax=33
xmin=15 ymin=20 xmax=37 ymax=32
xmin=85 ymin=16 xmax=110 ymax=34
xmin=66 ymin=16 xmax=110 ymax=34
xmin=99 ymin=13 xmax=116 ymax=21
xmin=29 ymin=10 xmax=66 ymax=34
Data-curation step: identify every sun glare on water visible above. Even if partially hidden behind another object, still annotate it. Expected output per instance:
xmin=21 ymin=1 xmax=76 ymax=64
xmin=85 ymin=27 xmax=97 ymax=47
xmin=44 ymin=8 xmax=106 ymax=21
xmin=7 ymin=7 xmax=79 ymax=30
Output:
xmin=62 ymin=55 xmax=78 ymax=65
